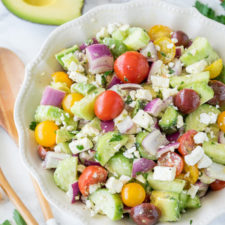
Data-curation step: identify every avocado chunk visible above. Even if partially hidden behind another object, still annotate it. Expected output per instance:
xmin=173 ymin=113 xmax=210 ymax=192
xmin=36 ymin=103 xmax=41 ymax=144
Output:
xmin=71 ymin=83 xmax=97 ymax=96
xmin=180 ymin=37 xmax=219 ymax=66
xmin=151 ymin=191 xmax=180 ymax=222
xmin=2 ymin=0 xmax=84 ymax=25
xmin=96 ymin=132 xmax=128 ymax=166
xmin=56 ymin=127 xmax=75 ymax=144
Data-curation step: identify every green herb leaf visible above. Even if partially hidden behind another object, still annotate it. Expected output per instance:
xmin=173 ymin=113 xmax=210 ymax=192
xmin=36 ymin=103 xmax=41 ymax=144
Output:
xmin=110 ymin=134 xmax=122 ymax=142
xmin=221 ymin=1 xmax=225 ymax=10
xmin=29 ymin=121 xmax=37 ymax=131
xmin=101 ymin=75 xmax=107 ymax=87
xmin=169 ymin=68 xmax=174 ymax=74
xmin=1 ymin=220 xmax=12 ymax=225
xmin=147 ymin=51 xmax=151 ymax=58
xmin=13 ymin=210 xmax=27 ymax=225
xmin=76 ymin=145 xmax=84 ymax=151
xmin=190 ymin=219 xmax=193 ymax=225
xmin=125 ymin=95 xmax=132 ymax=104
xmin=124 ymin=77 xmax=128 ymax=82
xmin=85 ymin=39 xmax=94 ymax=45
xmin=103 ymin=71 xmax=113 ymax=76
xmin=160 ymin=52 xmax=166 ymax=57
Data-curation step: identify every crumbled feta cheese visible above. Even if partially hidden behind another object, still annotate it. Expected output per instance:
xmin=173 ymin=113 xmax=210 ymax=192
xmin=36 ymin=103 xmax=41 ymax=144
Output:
xmin=73 ymin=116 xmax=80 ymax=122
xmin=153 ymin=166 xmax=176 ymax=181
xmin=69 ymin=137 xmax=93 ymax=154
xmin=81 ymin=123 xmax=100 ymax=137
xmin=149 ymin=60 xmax=163 ymax=77
xmin=96 ymin=27 xmax=109 ymax=40
xmin=132 ymin=109 xmax=154 ymax=130
xmin=89 ymin=183 xmax=101 ymax=194
xmin=185 ymin=146 xmax=204 ymax=166
xmin=123 ymin=147 xmax=136 ymax=159
xmin=199 ymin=112 xmax=218 ymax=125
xmin=116 ymin=116 xmax=134 ymax=134
xmin=151 ymin=76 xmax=170 ymax=90
xmin=161 ymin=87 xmax=178 ymax=100
xmin=129 ymin=101 xmax=136 ymax=108
xmin=176 ymin=115 xmax=184 ymax=128
xmin=129 ymin=90 xmax=136 ymax=100
xmin=155 ymin=45 xmax=161 ymax=51
xmin=119 ymin=24 xmax=130 ymax=31
xmin=125 ymin=135 xmax=136 ymax=149
xmin=190 ymin=48 xmax=197 ymax=56
xmin=77 ymin=164 xmax=86 ymax=173
xmin=119 ymin=175 xmax=131 ymax=184
xmin=136 ymin=174 xmax=146 ymax=184
xmin=114 ymin=110 xmax=128 ymax=124
xmin=134 ymin=150 xmax=140 ymax=158
xmin=69 ymin=71 xmax=88 ymax=83
xmin=69 ymin=61 xmax=85 ymax=73
xmin=198 ymin=154 xmax=212 ymax=169
xmin=54 ymin=145 xmax=61 ymax=153
xmin=167 ymin=43 xmax=174 ymax=49
xmin=186 ymin=60 xmax=207 ymax=74
xmin=194 ymin=132 xmax=209 ymax=144
xmin=95 ymin=74 xmax=103 ymax=86
xmin=114 ymin=144 xmax=122 ymax=151
xmin=136 ymin=89 xmax=152 ymax=101
xmin=187 ymin=184 xmax=199 ymax=199
xmin=171 ymin=38 xmax=178 ymax=43
xmin=107 ymin=23 xmax=121 ymax=34
xmin=105 ymin=177 xmax=123 ymax=194
xmin=168 ymin=62 xmax=175 ymax=68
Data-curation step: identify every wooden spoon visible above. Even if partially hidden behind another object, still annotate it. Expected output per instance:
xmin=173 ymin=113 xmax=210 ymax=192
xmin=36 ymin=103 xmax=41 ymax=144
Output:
xmin=0 ymin=47 xmax=55 ymax=224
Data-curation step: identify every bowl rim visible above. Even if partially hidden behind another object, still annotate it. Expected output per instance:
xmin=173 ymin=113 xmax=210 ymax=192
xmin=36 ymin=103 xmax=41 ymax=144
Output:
xmin=14 ymin=0 xmax=225 ymax=224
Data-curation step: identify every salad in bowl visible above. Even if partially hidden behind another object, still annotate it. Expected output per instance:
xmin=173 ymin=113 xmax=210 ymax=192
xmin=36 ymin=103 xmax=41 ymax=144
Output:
xmin=30 ymin=23 xmax=225 ymax=225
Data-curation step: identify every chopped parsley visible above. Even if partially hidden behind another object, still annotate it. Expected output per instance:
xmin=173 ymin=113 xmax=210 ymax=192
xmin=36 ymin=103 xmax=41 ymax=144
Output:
xmin=169 ymin=68 xmax=174 ymax=74
xmin=13 ymin=209 xmax=27 ymax=225
xmin=160 ymin=51 xmax=166 ymax=57
xmin=103 ymin=70 xmax=113 ymax=76
xmin=85 ymin=39 xmax=94 ymax=45
xmin=147 ymin=51 xmax=151 ymax=57
xmin=101 ymin=75 xmax=107 ymax=87
xmin=181 ymin=81 xmax=184 ymax=85
xmin=125 ymin=95 xmax=133 ymax=104
xmin=76 ymin=145 xmax=84 ymax=150
xmin=124 ymin=77 xmax=128 ymax=82
xmin=1 ymin=221 xmax=12 ymax=225
xmin=110 ymin=133 xmax=123 ymax=142
xmin=29 ymin=121 xmax=37 ymax=131
xmin=190 ymin=219 xmax=193 ymax=225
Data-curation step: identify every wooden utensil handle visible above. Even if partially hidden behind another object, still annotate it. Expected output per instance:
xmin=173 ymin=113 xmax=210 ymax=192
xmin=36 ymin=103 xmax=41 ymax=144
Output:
xmin=0 ymin=168 xmax=38 ymax=225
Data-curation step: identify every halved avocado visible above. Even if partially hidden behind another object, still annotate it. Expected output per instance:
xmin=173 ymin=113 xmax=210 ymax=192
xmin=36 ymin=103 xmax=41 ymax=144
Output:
xmin=2 ymin=0 xmax=84 ymax=25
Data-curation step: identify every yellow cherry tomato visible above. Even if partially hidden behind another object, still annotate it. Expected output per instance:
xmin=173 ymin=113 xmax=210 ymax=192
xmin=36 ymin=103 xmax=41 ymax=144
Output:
xmin=121 ymin=183 xmax=146 ymax=207
xmin=148 ymin=25 xmax=172 ymax=41
xmin=218 ymin=111 xmax=225 ymax=132
xmin=51 ymin=71 xmax=73 ymax=87
xmin=154 ymin=37 xmax=176 ymax=63
xmin=205 ymin=58 xmax=223 ymax=79
xmin=35 ymin=121 xmax=58 ymax=147
xmin=62 ymin=93 xmax=84 ymax=115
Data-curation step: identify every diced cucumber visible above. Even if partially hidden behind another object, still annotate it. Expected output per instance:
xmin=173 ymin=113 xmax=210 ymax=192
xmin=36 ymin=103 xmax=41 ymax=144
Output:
xmin=71 ymin=83 xmax=97 ymax=96
xmin=159 ymin=106 xmax=178 ymax=134
xmin=123 ymin=27 xmax=150 ymax=50
xmin=34 ymin=105 xmax=77 ymax=129
xmin=71 ymin=88 xmax=104 ymax=120
xmin=96 ymin=132 xmax=128 ymax=166
xmin=89 ymin=189 xmax=123 ymax=220
xmin=185 ymin=104 xmax=220 ymax=132
xmin=183 ymin=82 xmax=214 ymax=105
xmin=207 ymin=124 xmax=220 ymax=142
xmin=112 ymin=29 xmax=129 ymax=41
xmin=180 ymin=37 xmax=219 ymax=66
xmin=179 ymin=192 xmax=188 ymax=212
xmin=57 ymin=142 xmax=72 ymax=154
xmin=51 ymin=82 xmax=70 ymax=93
xmin=53 ymin=157 xmax=78 ymax=192
xmin=106 ymin=152 xmax=133 ymax=177
xmin=55 ymin=45 xmax=78 ymax=69
xmin=136 ymin=132 xmax=157 ymax=160
xmin=56 ymin=127 xmax=75 ymax=144
xmin=132 ymin=100 xmax=145 ymax=118
xmin=147 ymin=173 xmax=186 ymax=193
xmin=185 ymin=195 xmax=201 ymax=209
xmin=151 ymin=191 xmax=180 ymax=222
xmin=170 ymin=71 xmax=210 ymax=89
xmin=203 ymin=142 xmax=225 ymax=165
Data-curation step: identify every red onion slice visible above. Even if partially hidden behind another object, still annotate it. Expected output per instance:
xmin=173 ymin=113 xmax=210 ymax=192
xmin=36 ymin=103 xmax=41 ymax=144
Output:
xmin=166 ymin=131 xmax=180 ymax=142
xmin=144 ymin=98 xmax=164 ymax=117
xmin=140 ymin=42 xmax=158 ymax=62
xmin=147 ymin=60 xmax=163 ymax=83
xmin=205 ymin=163 xmax=225 ymax=181
xmin=80 ymin=38 xmax=98 ymax=51
xmin=175 ymin=47 xmax=182 ymax=58
xmin=119 ymin=83 xmax=142 ymax=90
xmin=218 ymin=131 xmax=225 ymax=144
xmin=157 ymin=142 xmax=180 ymax=158
xmin=83 ymin=160 xmax=101 ymax=167
xmin=173 ymin=59 xmax=182 ymax=76
xmin=67 ymin=181 xmax=80 ymax=204
xmin=107 ymin=75 xmax=123 ymax=89
xmin=101 ymin=120 xmax=115 ymax=132
xmin=132 ymin=158 xmax=156 ymax=177
xmin=195 ymin=181 xmax=208 ymax=198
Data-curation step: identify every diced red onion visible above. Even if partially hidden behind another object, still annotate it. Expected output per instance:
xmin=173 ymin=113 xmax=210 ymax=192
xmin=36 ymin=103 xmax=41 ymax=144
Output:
xmin=147 ymin=60 xmax=163 ymax=83
xmin=166 ymin=131 xmax=180 ymax=142
xmin=132 ymin=158 xmax=156 ymax=177
xmin=144 ymin=98 xmax=165 ymax=117
xmin=164 ymin=96 xmax=173 ymax=105
xmin=101 ymin=120 xmax=115 ymax=132
xmin=79 ymin=150 xmax=96 ymax=163
xmin=83 ymin=160 xmax=101 ymax=167
xmin=205 ymin=163 xmax=225 ymax=181
xmin=157 ymin=142 xmax=180 ymax=158
xmin=119 ymin=83 xmax=142 ymax=90
xmin=107 ymin=75 xmax=123 ymax=89
xmin=218 ymin=131 xmax=225 ymax=144
xmin=195 ymin=181 xmax=208 ymax=198
xmin=173 ymin=59 xmax=182 ymax=76
xmin=86 ymin=44 xmax=114 ymax=74
xmin=175 ymin=47 xmax=182 ymax=58
xmin=79 ymin=38 xmax=98 ymax=51
xmin=140 ymin=42 xmax=158 ymax=62
xmin=142 ymin=130 xmax=169 ymax=156
xmin=115 ymin=116 xmax=133 ymax=134
xmin=67 ymin=181 xmax=80 ymax=204
xmin=123 ymin=206 xmax=132 ymax=214
xmin=187 ymin=40 xmax=193 ymax=48
xmin=40 ymin=86 xmax=65 ymax=107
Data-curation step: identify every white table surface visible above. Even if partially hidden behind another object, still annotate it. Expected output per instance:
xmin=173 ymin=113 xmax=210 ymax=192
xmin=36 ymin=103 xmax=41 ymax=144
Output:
xmin=0 ymin=0 xmax=225 ymax=224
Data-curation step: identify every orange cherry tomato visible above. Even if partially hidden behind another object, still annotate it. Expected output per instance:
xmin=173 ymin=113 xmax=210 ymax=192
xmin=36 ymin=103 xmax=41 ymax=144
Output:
xmin=205 ymin=58 xmax=223 ymax=79
xmin=210 ymin=180 xmax=225 ymax=191
xmin=121 ymin=183 xmax=146 ymax=207
xmin=62 ymin=93 xmax=84 ymax=115
xmin=218 ymin=111 xmax=225 ymax=132
xmin=78 ymin=166 xmax=108 ymax=197
xmin=35 ymin=121 xmax=58 ymax=147
xmin=148 ymin=25 xmax=172 ymax=41
xmin=52 ymin=71 xmax=73 ymax=87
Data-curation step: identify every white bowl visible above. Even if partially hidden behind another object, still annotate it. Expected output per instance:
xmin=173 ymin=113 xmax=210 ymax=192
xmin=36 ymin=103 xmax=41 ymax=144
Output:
xmin=14 ymin=0 xmax=225 ymax=224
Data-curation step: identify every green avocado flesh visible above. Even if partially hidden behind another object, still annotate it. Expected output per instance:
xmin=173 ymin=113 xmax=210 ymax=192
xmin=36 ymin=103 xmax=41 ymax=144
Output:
xmin=2 ymin=0 xmax=84 ymax=25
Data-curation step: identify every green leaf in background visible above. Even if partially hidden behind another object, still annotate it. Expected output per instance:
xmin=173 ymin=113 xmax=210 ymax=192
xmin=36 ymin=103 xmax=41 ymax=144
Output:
xmin=1 ymin=220 xmax=12 ymax=225
xmin=13 ymin=210 xmax=27 ymax=225
xmin=221 ymin=1 xmax=225 ymax=10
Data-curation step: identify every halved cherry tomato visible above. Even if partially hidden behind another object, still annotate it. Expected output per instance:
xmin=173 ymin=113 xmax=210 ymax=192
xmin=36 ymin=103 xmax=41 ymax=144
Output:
xmin=218 ymin=111 xmax=225 ymax=133
xmin=52 ymin=71 xmax=73 ymax=87
xmin=78 ymin=166 xmax=108 ymax=196
xmin=62 ymin=93 xmax=84 ymax=115
xmin=154 ymin=37 xmax=176 ymax=63
xmin=34 ymin=121 xmax=58 ymax=147
xmin=94 ymin=90 xmax=124 ymax=121
xmin=177 ymin=130 xmax=198 ymax=156
xmin=158 ymin=152 xmax=184 ymax=176
xmin=205 ymin=58 xmax=223 ymax=79
xmin=121 ymin=183 xmax=146 ymax=207
xmin=210 ymin=180 xmax=225 ymax=191
xmin=148 ymin=25 xmax=172 ymax=41
xmin=114 ymin=51 xmax=150 ymax=84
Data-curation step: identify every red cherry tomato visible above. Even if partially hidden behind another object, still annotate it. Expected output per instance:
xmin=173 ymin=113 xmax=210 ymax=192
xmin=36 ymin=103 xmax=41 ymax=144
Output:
xmin=78 ymin=166 xmax=108 ymax=196
xmin=177 ymin=130 xmax=198 ymax=156
xmin=158 ymin=152 xmax=184 ymax=176
xmin=94 ymin=90 xmax=124 ymax=120
xmin=114 ymin=51 xmax=150 ymax=84
xmin=210 ymin=180 xmax=225 ymax=191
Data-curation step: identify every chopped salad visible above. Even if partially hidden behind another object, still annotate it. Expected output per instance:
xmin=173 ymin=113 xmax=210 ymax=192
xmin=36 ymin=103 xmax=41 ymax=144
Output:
xmin=31 ymin=23 xmax=225 ymax=225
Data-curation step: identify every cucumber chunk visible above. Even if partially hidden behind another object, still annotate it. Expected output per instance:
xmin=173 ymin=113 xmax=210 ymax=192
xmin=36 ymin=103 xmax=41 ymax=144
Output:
xmin=57 ymin=142 xmax=72 ymax=154
xmin=203 ymin=142 xmax=225 ymax=165
xmin=185 ymin=104 xmax=220 ymax=132
xmin=159 ymin=106 xmax=178 ymax=134
xmin=179 ymin=192 xmax=188 ymax=212
xmin=112 ymin=29 xmax=129 ymax=41
xmin=96 ymin=132 xmax=128 ymax=166
xmin=106 ymin=152 xmax=133 ymax=177
xmin=53 ymin=157 xmax=78 ymax=192
xmin=56 ymin=127 xmax=75 ymax=144
xmin=170 ymin=71 xmax=210 ymax=89
xmin=89 ymin=189 xmax=123 ymax=220
xmin=185 ymin=195 xmax=201 ymax=209
xmin=151 ymin=191 xmax=180 ymax=222
xmin=147 ymin=173 xmax=186 ymax=193
xmin=71 ymin=83 xmax=97 ymax=96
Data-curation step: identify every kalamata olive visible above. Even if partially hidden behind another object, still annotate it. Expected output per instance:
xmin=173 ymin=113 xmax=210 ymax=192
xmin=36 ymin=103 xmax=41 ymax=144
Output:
xmin=174 ymin=89 xmax=200 ymax=114
xmin=208 ymin=80 xmax=225 ymax=107
xmin=130 ymin=203 xmax=161 ymax=225
xmin=172 ymin=31 xmax=190 ymax=48
xmin=37 ymin=145 xmax=50 ymax=160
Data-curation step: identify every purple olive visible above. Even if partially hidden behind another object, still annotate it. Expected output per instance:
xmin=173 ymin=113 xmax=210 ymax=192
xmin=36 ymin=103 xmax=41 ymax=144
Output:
xmin=172 ymin=31 xmax=190 ymax=48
